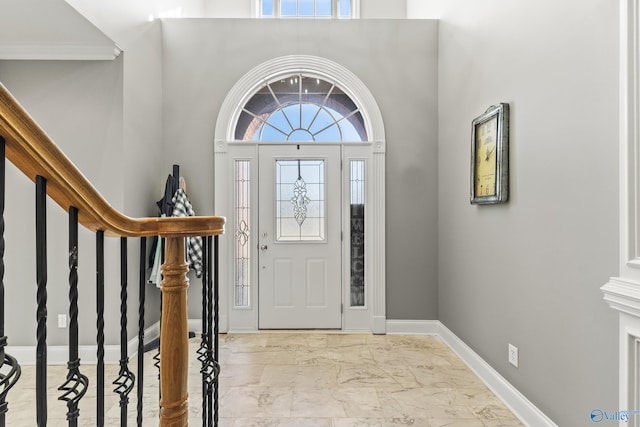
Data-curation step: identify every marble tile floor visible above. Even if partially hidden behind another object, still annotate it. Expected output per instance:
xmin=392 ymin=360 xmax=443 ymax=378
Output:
xmin=5 ymin=332 xmax=523 ymax=426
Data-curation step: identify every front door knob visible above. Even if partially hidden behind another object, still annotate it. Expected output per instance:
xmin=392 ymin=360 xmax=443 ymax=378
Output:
xmin=260 ymin=244 xmax=268 ymax=251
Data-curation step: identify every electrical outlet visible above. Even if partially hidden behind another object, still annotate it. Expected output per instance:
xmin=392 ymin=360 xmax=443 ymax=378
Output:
xmin=508 ymin=343 xmax=518 ymax=367
xmin=58 ymin=314 xmax=67 ymax=329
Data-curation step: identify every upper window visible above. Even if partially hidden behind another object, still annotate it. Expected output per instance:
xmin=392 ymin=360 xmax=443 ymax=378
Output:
xmin=235 ymin=74 xmax=367 ymax=142
xmin=260 ymin=0 xmax=356 ymax=18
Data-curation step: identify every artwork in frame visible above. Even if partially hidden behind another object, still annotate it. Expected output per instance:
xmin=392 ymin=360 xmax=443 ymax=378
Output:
xmin=470 ymin=103 xmax=509 ymax=205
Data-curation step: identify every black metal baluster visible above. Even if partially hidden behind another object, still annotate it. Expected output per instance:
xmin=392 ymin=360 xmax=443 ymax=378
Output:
xmin=213 ymin=235 xmax=220 ymax=427
xmin=96 ymin=231 xmax=105 ymax=427
xmin=206 ymin=236 xmax=214 ymax=427
xmin=154 ymin=293 xmax=161 ymax=417
xmin=0 ymin=136 xmax=21 ymax=427
xmin=113 ymin=238 xmax=135 ymax=427
xmin=205 ymin=235 xmax=221 ymax=427
xmin=58 ymin=206 xmax=89 ymax=427
xmin=200 ymin=235 xmax=219 ymax=427
xmin=208 ymin=235 xmax=214 ymax=427
xmin=35 ymin=175 xmax=47 ymax=427
xmin=198 ymin=237 xmax=209 ymax=426
xmin=137 ymin=237 xmax=146 ymax=427
xmin=155 ymin=238 xmax=162 ymax=412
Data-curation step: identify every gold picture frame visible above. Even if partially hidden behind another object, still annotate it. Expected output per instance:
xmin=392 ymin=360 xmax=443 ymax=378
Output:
xmin=471 ymin=103 xmax=509 ymax=205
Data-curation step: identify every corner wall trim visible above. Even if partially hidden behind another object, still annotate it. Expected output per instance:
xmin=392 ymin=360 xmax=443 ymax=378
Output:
xmin=386 ymin=319 xmax=557 ymax=427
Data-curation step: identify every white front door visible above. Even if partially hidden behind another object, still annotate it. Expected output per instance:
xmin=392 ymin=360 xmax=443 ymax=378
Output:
xmin=258 ymin=145 xmax=342 ymax=329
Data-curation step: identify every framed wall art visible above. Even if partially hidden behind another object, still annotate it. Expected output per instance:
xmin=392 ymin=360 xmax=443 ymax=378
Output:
xmin=470 ymin=103 xmax=509 ymax=205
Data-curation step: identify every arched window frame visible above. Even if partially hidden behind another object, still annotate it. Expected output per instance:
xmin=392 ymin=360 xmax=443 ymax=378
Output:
xmin=217 ymin=56 xmax=383 ymax=144
xmin=235 ymin=73 xmax=368 ymax=143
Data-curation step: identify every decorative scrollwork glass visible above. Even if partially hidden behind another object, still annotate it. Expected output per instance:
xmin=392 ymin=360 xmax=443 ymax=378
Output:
xmin=276 ymin=159 xmax=325 ymax=241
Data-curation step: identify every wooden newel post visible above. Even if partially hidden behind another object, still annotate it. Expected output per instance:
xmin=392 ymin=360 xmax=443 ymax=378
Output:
xmin=159 ymin=236 xmax=190 ymax=427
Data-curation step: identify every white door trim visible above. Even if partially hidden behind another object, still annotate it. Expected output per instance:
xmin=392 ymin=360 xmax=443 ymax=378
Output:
xmin=214 ymin=55 xmax=386 ymax=333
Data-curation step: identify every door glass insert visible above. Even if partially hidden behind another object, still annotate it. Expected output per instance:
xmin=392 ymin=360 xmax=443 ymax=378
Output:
xmin=276 ymin=159 xmax=325 ymax=241
xmin=350 ymin=160 xmax=365 ymax=306
xmin=235 ymin=160 xmax=251 ymax=307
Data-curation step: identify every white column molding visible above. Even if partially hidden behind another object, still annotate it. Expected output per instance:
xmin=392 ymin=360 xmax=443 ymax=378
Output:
xmin=372 ymin=150 xmax=386 ymax=334
xmin=620 ymin=0 xmax=640 ymax=273
xmin=603 ymin=0 xmax=640 ymax=421
xmin=601 ymin=276 xmax=640 ymax=422
xmin=214 ymin=150 xmax=229 ymax=333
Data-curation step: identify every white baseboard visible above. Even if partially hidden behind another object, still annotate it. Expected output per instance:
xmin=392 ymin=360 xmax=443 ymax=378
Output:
xmin=7 ymin=321 xmax=162 ymax=365
xmin=386 ymin=319 xmax=557 ymax=427
xmin=7 ymin=343 xmax=138 ymax=366
xmin=386 ymin=319 xmax=440 ymax=335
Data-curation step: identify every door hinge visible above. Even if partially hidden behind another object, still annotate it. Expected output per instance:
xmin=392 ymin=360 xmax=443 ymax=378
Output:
xmin=341 ymin=303 xmax=344 ymax=314
xmin=341 ymin=231 xmax=343 ymax=241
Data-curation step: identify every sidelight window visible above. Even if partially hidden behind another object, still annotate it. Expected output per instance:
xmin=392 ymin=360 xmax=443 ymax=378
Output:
xmin=350 ymin=159 xmax=365 ymax=306
xmin=234 ymin=160 xmax=251 ymax=307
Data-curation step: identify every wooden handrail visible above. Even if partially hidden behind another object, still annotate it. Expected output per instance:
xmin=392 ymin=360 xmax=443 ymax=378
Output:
xmin=0 ymin=83 xmax=224 ymax=237
xmin=0 ymin=82 xmax=224 ymax=426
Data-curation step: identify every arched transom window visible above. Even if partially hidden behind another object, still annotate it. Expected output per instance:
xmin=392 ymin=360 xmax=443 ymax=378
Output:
xmin=235 ymin=74 xmax=368 ymax=142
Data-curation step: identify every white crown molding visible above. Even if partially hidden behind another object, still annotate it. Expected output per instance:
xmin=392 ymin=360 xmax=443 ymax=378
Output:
xmin=386 ymin=319 xmax=558 ymax=427
xmin=0 ymin=42 xmax=123 ymax=61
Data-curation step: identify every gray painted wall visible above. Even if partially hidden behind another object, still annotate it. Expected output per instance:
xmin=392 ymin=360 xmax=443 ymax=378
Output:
xmin=0 ymin=2 xmax=169 ymax=346
xmin=0 ymin=59 xmax=125 ymax=346
xmin=160 ymin=18 xmax=440 ymax=320
xmin=67 ymin=0 xmax=183 ymax=342
xmin=360 ymin=0 xmax=406 ymax=18
xmin=437 ymin=0 xmax=619 ymax=425
xmin=0 ymin=0 xmax=114 ymax=49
